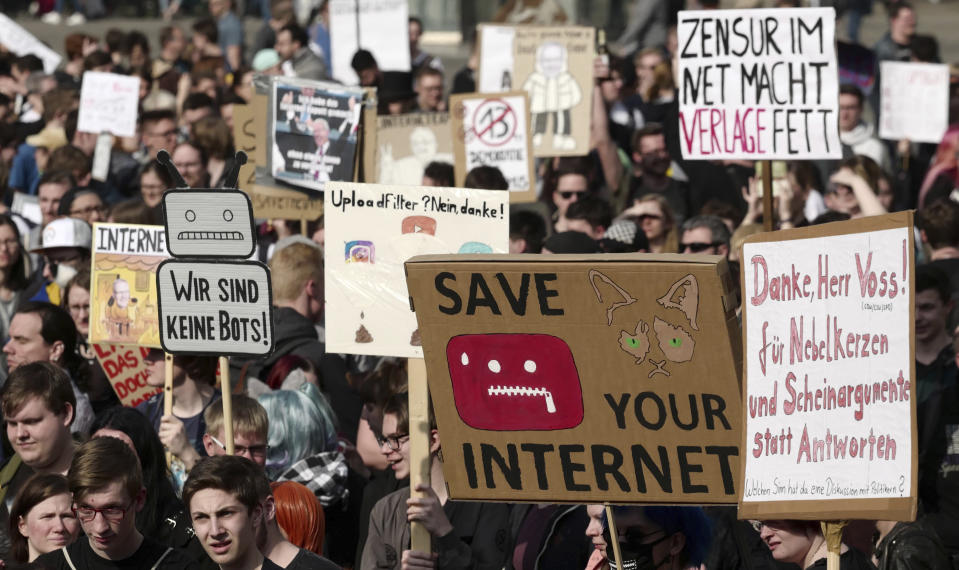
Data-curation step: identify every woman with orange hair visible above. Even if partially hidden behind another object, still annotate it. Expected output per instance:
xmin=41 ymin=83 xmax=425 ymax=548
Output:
xmin=271 ymin=481 xmax=326 ymax=555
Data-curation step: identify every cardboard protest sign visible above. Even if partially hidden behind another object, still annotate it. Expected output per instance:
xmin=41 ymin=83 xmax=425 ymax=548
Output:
xmin=158 ymin=189 xmax=275 ymax=357
xmin=677 ymin=8 xmax=841 ymax=160
xmin=739 ymin=212 xmax=916 ymax=521
xmin=0 ymin=14 xmax=62 ymax=73
xmin=237 ymin=97 xmax=325 ymax=220
xmin=376 ymin=113 xmax=453 ymax=185
xmin=90 ymin=223 xmax=168 ymax=348
xmin=325 ymin=182 xmax=509 ymax=358
xmin=478 ymin=25 xmax=595 ymax=157
xmin=269 ymin=77 xmax=364 ymax=193
xmin=329 ymin=0 xmax=410 ymax=86
xmin=77 ymin=72 xmax=141 ymax=138
xmin=451 ymin=92 xmax=536 ymax=203
xmin=92 ymin=343 xmax=160 ymax=407
xmin=879 ymin=62 xmax=950 ymax=144
xmin=157 ymin=260 xmax=273 ymax=356
xmin=405 ymin=254 xmax=743 ymax=503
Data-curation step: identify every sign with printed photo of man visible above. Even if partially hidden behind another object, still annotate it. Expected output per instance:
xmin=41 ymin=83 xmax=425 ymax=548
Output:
xmin=269 ymin=77 xmax=364 ymax=193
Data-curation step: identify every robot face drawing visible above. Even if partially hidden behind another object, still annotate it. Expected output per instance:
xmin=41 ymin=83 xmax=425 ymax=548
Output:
xmin=162 ymin=189 xmax=257 ymax=258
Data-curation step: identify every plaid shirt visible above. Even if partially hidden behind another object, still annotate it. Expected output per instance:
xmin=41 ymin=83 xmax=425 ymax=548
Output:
xmin=278 ymin=451 xmax=350 ymax=508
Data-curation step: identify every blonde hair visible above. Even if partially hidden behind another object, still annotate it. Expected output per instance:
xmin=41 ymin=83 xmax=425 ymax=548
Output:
xmin=204 ymin=394 xmax=269 ymax=441
xmin=635 ymin=194 xmax=679 ymax=253
xmin=269 ymin=242 xmax=323 ymax=303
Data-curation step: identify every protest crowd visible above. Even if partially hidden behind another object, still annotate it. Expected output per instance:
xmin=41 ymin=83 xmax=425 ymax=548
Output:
xmin=0 ymin=0 xmax=956 ymax=569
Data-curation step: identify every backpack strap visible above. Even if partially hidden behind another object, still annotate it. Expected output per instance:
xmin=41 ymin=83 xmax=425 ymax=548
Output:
xmin=150 ymin=546 xmax=174 ymax=569
xmin=0 ymin=454 xmax=23 ymax=506
xmin=62 ymin=546 xmax=78 ymax=570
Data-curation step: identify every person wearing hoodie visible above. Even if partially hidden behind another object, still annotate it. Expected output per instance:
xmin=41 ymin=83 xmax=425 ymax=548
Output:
xmin=361 ymin=391 xmax=510 ymax=570
xmin=839 ymin=84 xmax=890 ymax=172
xmin=231 ymin=240 xmax=363 ymax=443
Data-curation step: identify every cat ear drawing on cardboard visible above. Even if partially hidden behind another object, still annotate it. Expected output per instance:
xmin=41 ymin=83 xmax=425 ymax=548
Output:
xmin=589 ymin=270 xmax=700 ymax=377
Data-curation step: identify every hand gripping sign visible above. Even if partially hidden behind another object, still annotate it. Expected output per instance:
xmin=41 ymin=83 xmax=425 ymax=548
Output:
xmin=155 ymin=150 xmax=275 ymax=357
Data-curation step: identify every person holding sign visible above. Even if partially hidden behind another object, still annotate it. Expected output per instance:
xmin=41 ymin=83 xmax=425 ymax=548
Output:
xmin=137 ymin=350 xmax=220 ymax=488
xmin=360 ymin=392 xmax=510 ymax=570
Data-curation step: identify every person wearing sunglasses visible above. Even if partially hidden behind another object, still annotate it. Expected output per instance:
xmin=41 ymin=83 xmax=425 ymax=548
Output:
xmin=547 ymin=157 xmax=593 ymax=233
xmin=679 ymin=215 xmax=730 ymax=257
xmin=584 ymin=504 xmax=712 ymax=570
xmin=753 ymin=519 xmax=873 ymax=570
xmin=36 ymin=437 xmax=200 ymax=568
xmin=361 ymin=391 xmax=510 ymax=570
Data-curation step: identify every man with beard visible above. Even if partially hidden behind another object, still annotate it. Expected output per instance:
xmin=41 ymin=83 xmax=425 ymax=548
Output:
xmin=628 ymin=123 xmax=690 ymax=224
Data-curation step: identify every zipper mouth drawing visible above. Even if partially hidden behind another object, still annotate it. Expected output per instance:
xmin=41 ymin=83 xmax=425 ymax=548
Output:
xmin=446 ymin=333 xmax=583 ymax=431
xmin=487 ymin=385 xmax=556 ymax=413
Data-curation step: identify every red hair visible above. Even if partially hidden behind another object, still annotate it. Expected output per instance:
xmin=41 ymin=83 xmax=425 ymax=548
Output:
xmin=270 ymin=481 xmax=325 ymax=554
xmin=265 ymin=355 xmax=314 ymax=390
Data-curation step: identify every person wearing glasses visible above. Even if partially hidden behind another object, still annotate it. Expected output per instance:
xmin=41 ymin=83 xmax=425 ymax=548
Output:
xmin=58 ymin=188 xmax=106 ymax=226
xmin=361 ymin=391 xmax=510 ymax=570
xmin=36 ymin=437 xmax=199 ymax=568
xmin=90 ymin=407 xmax=218 ymax=569
xmin=753 ymin=519 xmax=872 ymax=570
xmin=678 ymin=215 xmax=731 ymax=258
xmin=7 ymin=473 xmax=80 ymax=565
xmin=202 ymin=395 xmax=270 ymax=469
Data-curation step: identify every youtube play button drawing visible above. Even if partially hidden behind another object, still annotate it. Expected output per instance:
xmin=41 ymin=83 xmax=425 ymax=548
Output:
xmin=325 ymin=182 xmax=509 ymax=358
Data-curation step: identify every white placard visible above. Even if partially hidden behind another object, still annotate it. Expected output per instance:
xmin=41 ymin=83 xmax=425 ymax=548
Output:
xmin=77 ymin=72 xmax=141 ymax=138
xmin=329 ymin=0 xmax=411 ymax=86
xmin=677 ymin=8 xmax=841 ymax=159
xmin=879 ymin=61 xmax=950 ymax=144
xmin=742 ymin=227 xmax=912 ymax=503
xmin=0 ymin=15 xmax=62 ymax=73
xmin=324 ymin=182 xmax=509 ymax=358
xmin=461 ymin=94 xmax=533 ymax=192
xmin=162 ymin=190 xmax=257 ymax=258
xmin=157 ymin=260 xmax=274 ymax=356
xmin=477 ymin=25 xmax=516 ymax=92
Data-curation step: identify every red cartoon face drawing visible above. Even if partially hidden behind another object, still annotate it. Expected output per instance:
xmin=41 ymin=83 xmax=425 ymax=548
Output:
xmin=446 ymin=334 xmax=584 ymax=431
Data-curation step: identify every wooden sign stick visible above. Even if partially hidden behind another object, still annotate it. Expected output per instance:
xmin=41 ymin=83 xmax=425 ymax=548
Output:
xmin=219 ymin=356 xmax=234 ymax=455
xmin=300 ymin=219 xmax=308 ymax=236
xmin=408 ymin=358 xmax=432 ymax=554
xmin=164 ymin=353 xmax=174 ymax=466
xmin=605 ymin=504 xmax=625 ymax=570
xmin=821 ymin=520 xmax=846 ymax=570
xmin=761 ymin=159 xmax=774 ymax=232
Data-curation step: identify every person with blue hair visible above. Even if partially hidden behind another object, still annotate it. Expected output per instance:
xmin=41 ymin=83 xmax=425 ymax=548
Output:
xmin=259 ymin=383 xmax=362 ymax=566
xmin=584 ymin=503 xmax=713 ymax=570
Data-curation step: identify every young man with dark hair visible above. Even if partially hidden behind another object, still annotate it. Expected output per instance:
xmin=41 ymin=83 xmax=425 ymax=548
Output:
xmin=413 ymin=67 xmax=445 ymax=112
xmin=838 ymin=84 xmax=889 ymax=171
xmin=184 ymin=456 xmax=273 ymax=570
xmin=463 ymin=165 xmax=508 ymax=191
xmin=37 ymin=437 xmax=199 ymax=568
xmin=629 ymin=122 xmax=690 ymax=224
xmin=563 ymin=195 xmax=612 ymax=240
xmin=422 ymin=161 xmax=454 ymax=187
xmin=509 ymin=210 xmax=547 ymax=254
xmin=275 ymin=23 xmax=327 ymax=81
xmin=913 ymin=264 xmax=959 ymax=561
xmin=187 ymin=455 xmax=339 ymax=569
xmin=351 ymin=50 xmax=381 ymax=88
xmin=679 ymin=215 xmax=731 ymax=257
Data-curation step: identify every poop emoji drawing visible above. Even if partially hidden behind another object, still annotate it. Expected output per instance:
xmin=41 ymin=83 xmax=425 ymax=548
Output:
xmin=590 ymin=270 xmax=700 ymax=378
